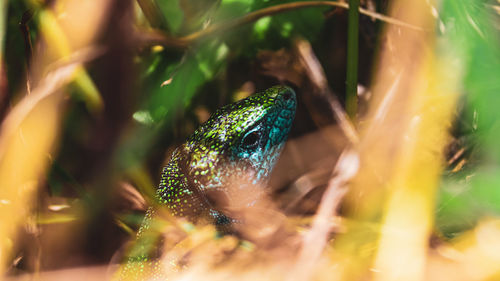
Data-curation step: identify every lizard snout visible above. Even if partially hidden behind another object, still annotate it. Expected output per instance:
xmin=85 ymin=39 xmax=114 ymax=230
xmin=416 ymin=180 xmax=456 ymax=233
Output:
xmin=276 ymin=86 xmax=297 ymax=112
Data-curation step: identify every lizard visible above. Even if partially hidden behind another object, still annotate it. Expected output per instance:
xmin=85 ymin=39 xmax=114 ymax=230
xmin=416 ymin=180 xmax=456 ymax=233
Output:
xmin=120 ymin=85 xmax=296 ymax=280
xmin=158 ymin=85 xmax=296 ymax=226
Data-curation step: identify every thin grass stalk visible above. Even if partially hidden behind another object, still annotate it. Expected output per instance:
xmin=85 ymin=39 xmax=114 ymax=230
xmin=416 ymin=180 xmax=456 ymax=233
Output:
xmin=0 ymin=0 xmax=7 ymax=92
xmin=345 ymin=0 xmax=359 ymax=120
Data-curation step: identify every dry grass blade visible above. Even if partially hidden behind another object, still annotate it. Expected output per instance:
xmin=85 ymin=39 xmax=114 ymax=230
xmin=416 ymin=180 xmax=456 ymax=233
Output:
xmin=4 ymin=265 xmax=110 ymax=281
xmin=289 ymin=37 xmax=361 ymax=281
xmin=294 ymin=39 xmax=359 ymax=145
xmin=180 ymin=1 xmax=426 ymax=42
xmin=0 ymin=62 xmax=77 ymax=161
xmin=0 ymin=62 xmax=76 ymax=275
xmin=0 ymin=0 xmax=112 ymax=276
xmin=330 ymin=0 xmax=462 ymax=280
xmin=34 ymin=0 xmax=112 ymax=112
xmin=116 ymin=181 xmax=148 ymax=212
xmin=290 ymin=150 xmax=359 ymax=281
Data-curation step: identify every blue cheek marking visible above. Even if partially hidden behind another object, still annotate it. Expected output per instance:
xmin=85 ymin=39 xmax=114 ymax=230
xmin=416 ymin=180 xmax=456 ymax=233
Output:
xmin=270 ymin=127 xmax=282 ymax=143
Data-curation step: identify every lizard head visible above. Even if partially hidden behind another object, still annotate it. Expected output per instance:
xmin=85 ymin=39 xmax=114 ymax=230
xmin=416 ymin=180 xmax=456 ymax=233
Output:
xmin=228 ymin=86 xmax=296 ymax=182
xmin=186 ymin=85 xmax=296 ymax=187
xmin=158 ymin=86 xmax=295 ymax=222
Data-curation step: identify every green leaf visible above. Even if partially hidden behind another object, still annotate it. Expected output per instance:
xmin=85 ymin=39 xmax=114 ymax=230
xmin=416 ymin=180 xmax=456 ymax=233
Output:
xmin=156 ymin=0 xmax=184 ymax=33
xmin=436 ymin=0 xmax=500 ymax=236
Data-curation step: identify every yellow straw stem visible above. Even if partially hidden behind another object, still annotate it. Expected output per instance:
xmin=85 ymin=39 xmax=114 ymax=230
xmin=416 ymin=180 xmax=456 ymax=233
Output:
xmin=371 ymin=2 xmax=461 ymax=280
xmin=38 ymin=9 xmax=103 ymax=112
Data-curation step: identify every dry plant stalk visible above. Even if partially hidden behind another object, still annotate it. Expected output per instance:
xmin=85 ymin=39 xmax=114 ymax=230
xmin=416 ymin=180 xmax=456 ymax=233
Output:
xmin=0 ymin=65 xmax=68 ymax=276
xmin=289 ymin=38 xmax=360 ymax=281
xmin=0 ymin=0 xmax=111 ymax=276
xmin=334 ymin=0 xmax=461 ymax=281
xmin=142 ymin=1 xmax=425 ymax=49
xmin=294 ymin=39 xmax=359 ymax=145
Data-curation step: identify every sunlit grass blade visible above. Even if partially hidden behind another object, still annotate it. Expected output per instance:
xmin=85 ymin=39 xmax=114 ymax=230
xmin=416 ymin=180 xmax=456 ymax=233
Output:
xmin=0 ymin=1 xmax=112 ymax=275
xmin=0 ymin=63 xmax=72 ymax=275
xmin=334 ymin=0 xmax=463 ymax=280
xmin=36 ymin=5 xmax=106 ymax=112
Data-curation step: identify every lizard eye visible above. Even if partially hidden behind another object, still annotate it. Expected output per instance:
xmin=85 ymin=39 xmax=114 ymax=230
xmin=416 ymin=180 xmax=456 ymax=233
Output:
xmin=241 ymin=131 xmax=260 ymax=149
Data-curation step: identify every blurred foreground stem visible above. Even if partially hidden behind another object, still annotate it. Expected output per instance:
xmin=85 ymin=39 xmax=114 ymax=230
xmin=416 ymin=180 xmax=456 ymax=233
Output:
xmin=0 ymin=0 xmax=6 ymax=92
xmin=38 ymin=9 xmax=103 ymax=112
xmin=336 ymin=0 xmax=460 ymax=280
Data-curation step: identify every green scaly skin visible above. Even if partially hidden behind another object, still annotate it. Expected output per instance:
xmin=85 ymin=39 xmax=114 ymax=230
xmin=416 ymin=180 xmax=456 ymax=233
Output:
xmin=122 ymin=86 xmax=296 ymax=280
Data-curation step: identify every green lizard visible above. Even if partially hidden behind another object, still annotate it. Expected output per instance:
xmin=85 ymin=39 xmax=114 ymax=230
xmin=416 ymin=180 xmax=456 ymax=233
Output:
xmin=121 ymin=85 xmax=296 ymax=280
xmin=158 ymin=85 xmax=296 ymax=225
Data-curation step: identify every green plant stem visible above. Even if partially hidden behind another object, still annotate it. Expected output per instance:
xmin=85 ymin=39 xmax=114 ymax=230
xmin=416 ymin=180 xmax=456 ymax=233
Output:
xmin=345 ymin=0 xmax=359 ymax=120
xmin=0 ymin=0 xmax=7 ymax=76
